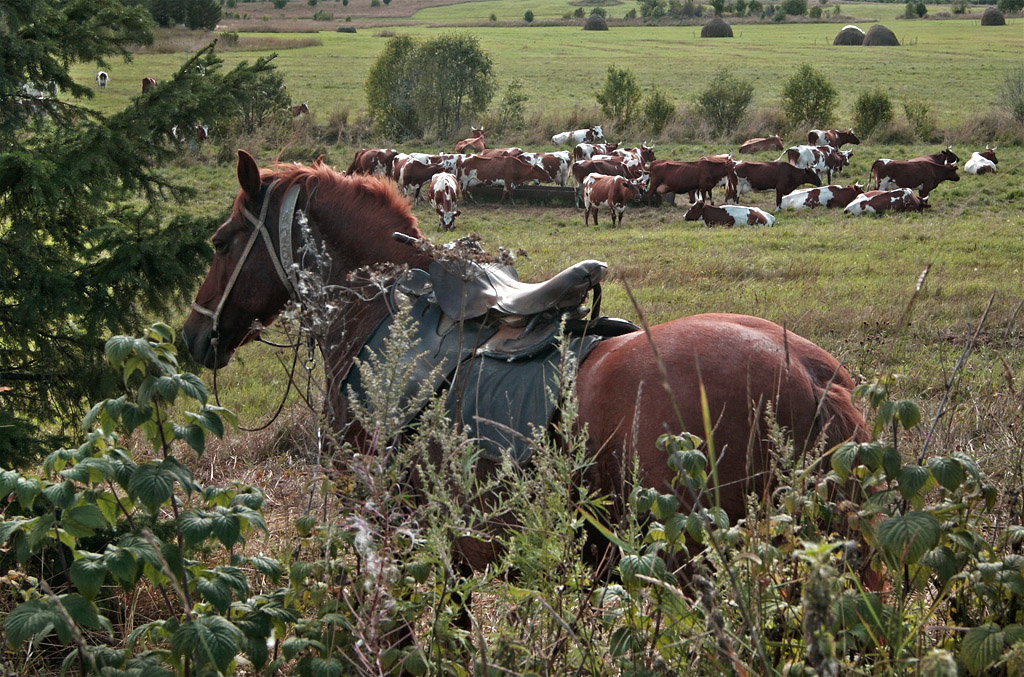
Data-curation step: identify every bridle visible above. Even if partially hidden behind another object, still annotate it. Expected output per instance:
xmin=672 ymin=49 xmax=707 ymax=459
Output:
xmin=190 ymin=179 xmax=302 ymax=343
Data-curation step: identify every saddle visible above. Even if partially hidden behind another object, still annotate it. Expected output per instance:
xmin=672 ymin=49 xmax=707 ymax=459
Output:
xmin=343 ymin=237 xmax=639 ymax=464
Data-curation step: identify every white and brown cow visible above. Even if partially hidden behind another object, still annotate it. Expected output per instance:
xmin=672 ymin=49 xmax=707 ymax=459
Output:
xmin=780 ymin=145 xmax=850 ymax=183
xmin=552 ymin=125 xmax=604 ymax=146
xmin=844 ymin=188 xmax=929 ymax=216
xmin=427 ymin=172 xmax=462 ymax=231
xmin=394 ymin=154 xmax=451 ymax=201
xmin=807 ymin=128 xmax=860 ymax=148
xmin=738 ymin=135 xmax=784 ymax=154
xmin=142 ymin=76 xmax=157 ymax=93
xmin=780 ymin=184 xmax=865 ymax=210
xmin=906 ymin=146 xmax=960 ymax=165
xmin=964 ymin=148 xmax=998 ymax=175
xmin=456 ymin=154 xmax=550 ymax=205
xmin=582 ymin=173 xmax=646 ymax=227
xmin=96 ymin=71 xmax=108 ymax=89
xmin=871 ymin=158 xmax=959 ymax=197
xmin=729 ymin=161 xmax=821 ymax=209
xmin=683 ymin=201 xmax=775 ymax=227
xmin=521 ymin=151 xmax=572 ymax=187
xmin=573 ymin=142 xmax=619 ymax=162
xmin=454 ymin=126 xmax=485 ymax=154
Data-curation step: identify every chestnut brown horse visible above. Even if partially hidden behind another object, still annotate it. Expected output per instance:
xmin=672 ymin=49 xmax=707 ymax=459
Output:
xmin=183 ymin=150 xmax=868 ymax=571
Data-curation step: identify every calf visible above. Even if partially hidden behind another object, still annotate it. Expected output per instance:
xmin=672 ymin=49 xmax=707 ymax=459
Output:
xmin=807 ymin=128 xmax=860 ymax=148
xmin=426 ymin=172 xmax=462 ymax=231
xmin=141 ymin=77 xmax=157 ymax=93
xmin=738 ymin=135 xmax=784 ymax=154
xmin=647 ymin=156 xmax=736 ymax=205
xmin=454 ymin=126 xmax=485 ymax=154
xmin=573 ymin=142 xmax=619 ymax=162
xmin=683 ymin=201 xmax=775 ymax=227
xmin=290 ymin=102 xmax=310 ymax=117
xmin=456 ymin=154 xmax=551 ymax=205
xmin=729 ymin=161 xmax=821 ymax=209
xmin=552 ymin=125 xmax=604 ymax=146
xmin=346 ymin=148 xmax=399 ymax=176
xmin=780 ymin=184 xmax=865 ymax=210
xmin=844 ymin=189 xmax=929 ymax=215
xmin=96 ymin=71 xmax=108 ymax=89
xmin=871 ymin=158 xmax=959 ymax=197
xmin=964 ymin=148 xmax=998 ymax=175
xmin=582 ymin=174 xmax=645 ymax=227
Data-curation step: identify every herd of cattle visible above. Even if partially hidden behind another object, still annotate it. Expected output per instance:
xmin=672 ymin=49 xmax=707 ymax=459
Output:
xmin=346 ymin=125 xmax=1000 ymax=230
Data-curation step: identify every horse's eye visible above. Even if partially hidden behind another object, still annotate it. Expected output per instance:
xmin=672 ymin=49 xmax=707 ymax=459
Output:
xmin=213 ymin=239 xmax=227 ymax=255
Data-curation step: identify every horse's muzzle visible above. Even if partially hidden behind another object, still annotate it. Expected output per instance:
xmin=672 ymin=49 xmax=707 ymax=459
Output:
xmin=181 ymin=319 xmax=233 ymax=370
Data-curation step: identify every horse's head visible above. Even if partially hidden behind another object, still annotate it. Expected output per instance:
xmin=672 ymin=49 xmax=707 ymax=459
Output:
xmin=183 ymin=150 xmax=298 ymax=369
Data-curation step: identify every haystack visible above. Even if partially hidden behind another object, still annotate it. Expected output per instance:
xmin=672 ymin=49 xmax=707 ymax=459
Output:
xmin=981 ymin=7 xmax=1005 ymax=25
xmin=833 ymin=25 xmax=865 ymax=45
xmin=583 ymin=14 xmax=608 ymax=30
xmin=863 ymin=24 xmax=899 ymax=46
xmin=701 ymin=16 xmax=733 ymax=38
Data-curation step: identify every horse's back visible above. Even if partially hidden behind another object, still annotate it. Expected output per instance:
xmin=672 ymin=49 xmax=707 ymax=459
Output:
xmin=576 ymin=313 xmax=865 ymax=518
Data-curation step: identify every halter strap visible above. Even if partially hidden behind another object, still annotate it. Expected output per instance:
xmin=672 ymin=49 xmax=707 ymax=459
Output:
xmin=190 ymin=179 xmax=302 ymax=335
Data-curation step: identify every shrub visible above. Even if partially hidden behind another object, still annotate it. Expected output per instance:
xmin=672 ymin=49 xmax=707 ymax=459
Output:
xmin=748 ymin=0 xmax=763 ymax=13
xmin=952 ymin=0 xmax=967 ymax=13
xmin=313 ymin=9 xmax=333 ymax=19
xmin=591 ymin=6 xmax=608 ymax=16
xmin=1001 ymin=65 xmax=1024 ymax=126
xmin=596 ymin=66 xmax=641 ymax=126
xmin=696 ymin=70 xmax=754 ymax=137
xmin=624 ymin=8 xmax=637 ymax=18
xmin=773 ymin=9 xmax=786 ymax=21
xmin=524 ymin=9 xmax=534 ymax=21
xmin=997 ymin=0 xmax=1023 ymax=12
xmin=370 ymin=0 xmax=380 ymax=6
xmin=309 ymin=0 xmax=317 ymax=5
xmin=640 ymin=0 xmax=667 ymax=19
xmin=643 ymin=89 xmax=676 ymax=134
xmin=493 ymin=78 xmax=528 ymax=133
xmin=574 ymin=6 xmax=585 ymax=17
xmin=272 ymin=0 xmax=287 ymax=8
xmin=780 ymin=0 xmax=807 ymax=14
xmin=853 ymin=89 xmax=893 ymax=138
xmin=782 ymin=63 xmax=838 ymax=128
xmin=902 ymin=98 xmax=935 ymax=140
xmin=735 ymin=0 xmax=747 ymax=14
xmin=809 ymin=5 xmax=821 ymax=17
xmin=490 ymin=12 xmax=497 ymax=20
xmin=709 ymin=0 xmax=726 ymax=14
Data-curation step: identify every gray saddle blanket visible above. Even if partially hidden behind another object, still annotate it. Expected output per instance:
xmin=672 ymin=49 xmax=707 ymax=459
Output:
xmin=341 ymin=272 xmax=635 ymax=464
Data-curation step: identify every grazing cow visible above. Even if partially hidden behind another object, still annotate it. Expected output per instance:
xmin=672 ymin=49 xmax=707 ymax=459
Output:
xmin=573 ymin=142 xmax=619 ymax=162
xmin=844 ymin=188 xmax=929 ymax=215
xmin=780 ymin=184 xmax=865 ymax=210
xmin=738 ymin=135 xmax=784 ymax=154
xmin=807 ymin=128 xmax=860 ymax=148
xmin=729 ymin=161 xmax=821 ymax=209
xmin=394 ymin=155 xmax=447 ymax=201
xmin=426 ymin=172 xmax=462 ymax=231
xmin=141 ymin=77 xmax=157 ymax=93
xmin=683 ymin=201 xmax=775 ymax=227
xmin=346 ymin=148 xmax=399 ymax=176
xmin=572 ymin=157 xmax=642 ymax=206
xmin=456 ymin=154 xmax=551 ymax=205
xmin=454 ymin=126 xmax=485 ymax=154
xmin=195 ymin=124 xmax=209 ymax=142
xmin=582 ymin=174 xmax=645 ymax=227
xmin=521 ymin=151 xmax=572 ymax=187
xmin=290 ymin=102 xmax=310 ymax=117
xmin=96 ymin=71 xmax=108 ymax=89
xmin=871 ymin=158 xmax=959 ymax=197
xmin=780 ymin=145 xmax=850 ymax=183
xmin=552 ymin=125 xmax=604 ymax=146
xmin=964 ymin=148 xmax=998 ymax=175
xmin=646 ymin=156 xmax=736 ymax=205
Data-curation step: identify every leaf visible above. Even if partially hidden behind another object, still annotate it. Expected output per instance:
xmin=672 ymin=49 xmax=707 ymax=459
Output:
xmin=61 ymin=504 xmax=108 ymax=539
xmin=60 ymin=456 xmax=115 ymax=485
xmin=928 ymin=456 xmax=966 ymax=492
xmin=882 ymin=446 xmax=902 ymax=481
xmin=171 ymin=615 xmax=244 ymax=673
xmin=105 ymin=336 xmax=134 ymax=366
xmin=651 ymin=494 xmax=679 ymax=521
xmin=961 ymin=623 xmax=1004 ymax=676
xmin=897 ymin=464 xmax=931 ymax=500
xmin=55 ymin=594 xmax=106 ymax=639
xmin=104 ymin=546 xmax=139 ymax=586
xmin=876 ymin=511 xmax=941 ymax=565
xmin=178 ymin=373 xmax=207 ymax=404
xmin=920 ymin=546 xmax=958 ymax=586
xmin=127 ymin=463 xmax=176 ymax=514
xmin=212 ymin=510 xmax=242 ymax=549
xmin=15 ymin=476 xmax=41 ymax=509
xmin=896 ymin=400 xmax=921 ymax=429
xmin=609 ymin=626 xmax=644 ymax=658
xmin=43 ymin=481 xmax=77 ymax=510
xmin=197 ymin=577 xmax=233 ymax=614
xmin=295 ymin=515 xmax=316 ymax=537
xmin=830 ymin=442 xmax=860 ymax=480
xmin=173 ymin=423 xmax=206 ymax=455
xmin=4 ymin=600 xmax=57 ymax=648
xmin=179 ymin=510 xmax=215 ymax=546
xmin=70 ymin=555 xmax=108 ymax=600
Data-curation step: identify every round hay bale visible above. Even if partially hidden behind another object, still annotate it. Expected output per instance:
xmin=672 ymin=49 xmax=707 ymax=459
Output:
xmin=981 ymin=7 xmax=1005 ymax=25
xmin=863 ymin=24 xmax=899 ymax=46
xmin=336 ymin=25 xmax=357 ymax=33
xmin=701 ymin=16 xmax=733 ymax=38
xmin=833 ymin=25 xmax=865 ymax=45
xmin=583 ymin=14 xmax=608 ymax=30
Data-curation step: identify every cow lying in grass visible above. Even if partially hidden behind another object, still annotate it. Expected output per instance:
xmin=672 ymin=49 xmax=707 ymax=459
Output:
xmin=683 ymin=201 xmax=775 ymax=227
xmin=780 ymin=184 xmax=865 ymax=210
xmin=844 ymin=188 xmax=929 ymax=215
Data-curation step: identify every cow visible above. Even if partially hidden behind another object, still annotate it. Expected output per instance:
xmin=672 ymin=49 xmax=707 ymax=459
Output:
xmin=426 ymin=172 xmax=462 ymax=231
xmin=964 ymin=148 xmax=998 ymax=175
xmin=844 ymin=188 xmax=929 ymax=216
xmin=290 ymin=102 xmax=310 ymax=117
xmin=573 ymin=142 xmax=619 ymax=162
xmin=780 ymin=184 xmax=865 ymax=210
xmin=646 ymin=156 xmax=736 ymax=206
xmin=456 ymin=154 xmax=551 ymax=205
xmin=454 ymin=126 xmax=485 ymax=154
xmin=195 ymin=124 xmax=209 ymax=142
xmin=870 ymin=158 xmax=959 ymax=197
xmin=346 ymin=148 xmax=399 ymax=176
xmin=738 ymin=135 xmax=784 ymax=154
xmin=521 ymin=151 xmax=572 ymax=187
xmin=683 ymin=201 xmax=775 ymax=227
xmin=905 ymin=146 xmax=960 ymax=165
xmin=479 ymin=147 xmax=525 ymax=158
xmin=572 ymin=157 xmax=643 ymax=206
xmin=807 ymin=128 xmax=860 ymax=148
xmin=96 ymin=71 xmax=108 ymax=89
xmin=141 ymin=77 xmax=157 ymax=93
xmin=780 ymin=145 xmax=850 ymax=183
xmin=394 ymin=155 xmax=447 ymax=201
xmin=552 ymin=125 xmax=604 ymax=146
xmin=611 ymin=144 xmax=656 ymax=167
xmin=582 ymin=174 xmax=646 ymax=227
xmin=728 ymin=161 xmax=821 ymax=209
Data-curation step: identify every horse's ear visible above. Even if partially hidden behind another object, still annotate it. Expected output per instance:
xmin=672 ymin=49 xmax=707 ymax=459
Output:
xmin=313 ymin=153 xmax=325 ymax=167
xmin=237 ymin=150 xmax=261 ymax=200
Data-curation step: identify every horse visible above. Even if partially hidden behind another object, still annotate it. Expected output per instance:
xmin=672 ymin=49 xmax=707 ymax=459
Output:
xmin=183 ymin=150 xmax=868 ymax=574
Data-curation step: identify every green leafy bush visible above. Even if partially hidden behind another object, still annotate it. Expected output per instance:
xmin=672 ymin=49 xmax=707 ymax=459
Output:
xmin=524 ymin=9 xmax=534 ymax=21
xmin=782 ymin=63 xmax=838 ymax=127
xmin=997 ymin=0 xmax=1022 ymax=12
xmin=1001 ymin=65 xmax=1024 ymax=126
xmin=644 ymin=89 xmax=676 ymax=134
xmin=853 ymin=89 xmax=894 ymax=138
xmin=696 ymin=70 xmax=754 ymax=137
xmin=780 ymin=0 xmax=806 ymax=14
xmin=596 ymin=66 xmax=642 ymax=127
xmin=902 ymin=98 xmax=935 ymax=140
